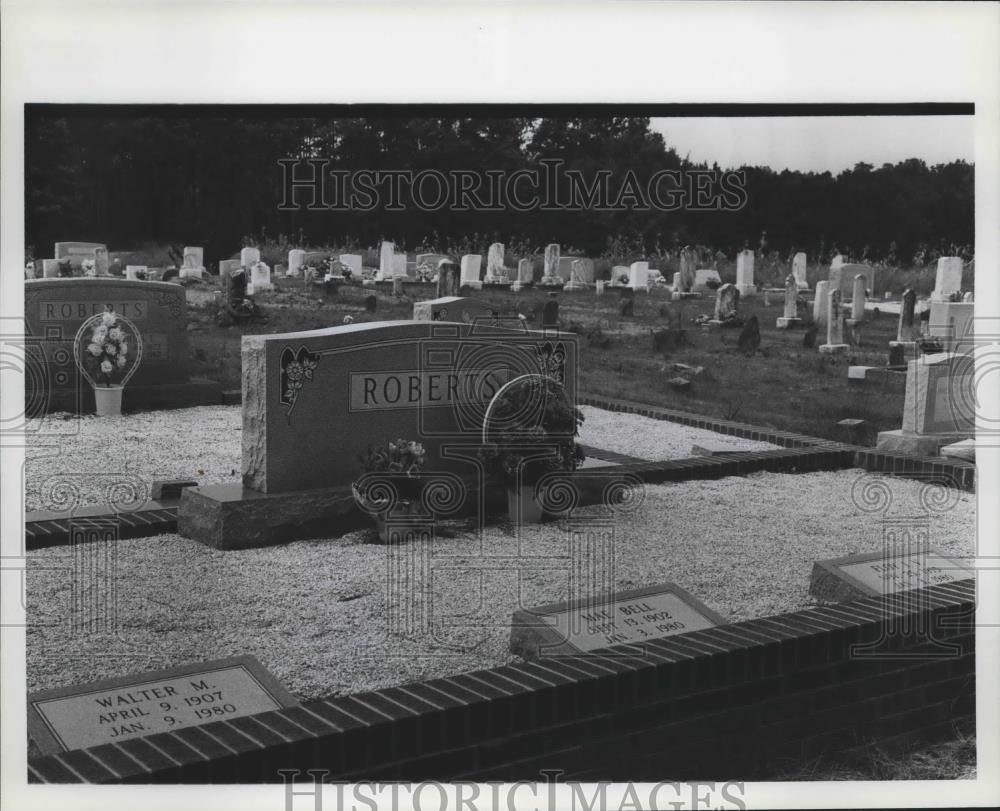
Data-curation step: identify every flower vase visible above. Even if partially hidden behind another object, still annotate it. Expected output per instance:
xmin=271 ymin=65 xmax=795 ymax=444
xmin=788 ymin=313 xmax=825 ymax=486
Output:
xmin=93 ymin=384 xmax=124 ymax=417
xmin=507 ymin=486 xmax=544 ymax=525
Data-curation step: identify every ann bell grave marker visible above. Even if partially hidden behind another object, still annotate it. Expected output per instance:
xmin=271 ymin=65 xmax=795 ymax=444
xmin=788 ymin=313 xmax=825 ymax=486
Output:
xmin=27 ymin=655 xmax=296 ymax=756
xmin=510 ymin=583 xmax=725 ymax=660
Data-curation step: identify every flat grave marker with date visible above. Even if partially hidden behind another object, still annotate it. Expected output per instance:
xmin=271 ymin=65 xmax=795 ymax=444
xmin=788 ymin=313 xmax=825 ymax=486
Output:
xmin=27 ymin=655 xmax=296 ymax=755
xmin=510 ymin=583 xmax=726 ymax=660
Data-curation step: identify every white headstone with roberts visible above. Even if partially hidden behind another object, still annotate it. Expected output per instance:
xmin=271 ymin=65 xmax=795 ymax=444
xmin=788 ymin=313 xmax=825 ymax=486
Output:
xmin=287 ymin=249 xmax=306 ymax=277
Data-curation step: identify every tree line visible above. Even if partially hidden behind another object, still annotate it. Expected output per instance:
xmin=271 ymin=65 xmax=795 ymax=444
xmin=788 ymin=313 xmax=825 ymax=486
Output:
xmin=25 ymin=111 xmax=973 ymax=266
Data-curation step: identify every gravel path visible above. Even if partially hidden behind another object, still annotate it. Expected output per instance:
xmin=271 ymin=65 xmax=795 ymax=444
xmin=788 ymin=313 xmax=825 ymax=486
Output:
xmin=25 ymin=405 xmax=778 ymax=511
xmin=27 ymin=470 xmax=975 ymax=700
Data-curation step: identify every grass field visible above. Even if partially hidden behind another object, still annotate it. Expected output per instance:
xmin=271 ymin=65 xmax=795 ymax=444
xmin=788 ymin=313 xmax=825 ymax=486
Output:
xmin=185 ymin=275 xmax=906 ymax=444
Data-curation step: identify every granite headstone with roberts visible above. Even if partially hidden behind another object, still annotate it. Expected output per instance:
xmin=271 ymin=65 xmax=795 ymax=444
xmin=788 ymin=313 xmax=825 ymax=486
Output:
xmin=510 ymin=583 xmax=726 ymax=660
xmin=27 ymin=655 xmax=295 ymax=756
xmin=179 ymin=320 xmax=578 ymax=548
xmin=287 ymin=249 xmax=306 ymax=277
xmin=23 ymin=278 xmax=221 ymax=412
xmin=809 ymin=544 xmax=973 ymax=603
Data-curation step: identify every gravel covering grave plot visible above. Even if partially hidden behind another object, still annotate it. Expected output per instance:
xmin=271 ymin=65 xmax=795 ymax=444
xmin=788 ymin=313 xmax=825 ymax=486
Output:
xmin=25 ymin=406 xmax=243 ymax=512
xmin=577 ymin=405 xmax=782 ymax=460
xmin=27 ymin=470 xmax=975 ymax=701
xmin=25 ymin=404 xmax=776 ymax=512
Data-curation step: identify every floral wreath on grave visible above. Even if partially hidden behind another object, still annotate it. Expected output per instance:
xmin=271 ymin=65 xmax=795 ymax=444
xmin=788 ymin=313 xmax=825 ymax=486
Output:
xmin=73 ymin=308 xmax=143 ymax=389
xmin=415 ymin=264 xmax=436 ymax=283
xmin=279 ymin=346 xmax=320 ymax=416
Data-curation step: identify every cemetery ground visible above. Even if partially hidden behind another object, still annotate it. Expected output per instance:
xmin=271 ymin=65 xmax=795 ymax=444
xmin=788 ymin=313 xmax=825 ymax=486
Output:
xmin=183 ymin=273 xmax=906 ymax=445
xmin=23 ymin=269 xmax=978 ymax=781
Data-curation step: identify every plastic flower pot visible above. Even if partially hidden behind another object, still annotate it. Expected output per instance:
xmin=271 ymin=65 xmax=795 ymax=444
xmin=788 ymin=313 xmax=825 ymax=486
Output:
xmin=93 ymin=384 xmax=124 ymax=417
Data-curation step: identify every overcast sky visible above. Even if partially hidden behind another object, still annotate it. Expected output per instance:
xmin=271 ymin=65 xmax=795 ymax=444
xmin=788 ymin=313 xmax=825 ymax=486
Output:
xmin=649 ymin=116 xmax=974 ymax=174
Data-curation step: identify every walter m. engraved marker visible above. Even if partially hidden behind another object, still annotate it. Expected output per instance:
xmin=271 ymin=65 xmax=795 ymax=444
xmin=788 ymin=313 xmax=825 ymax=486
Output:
xmin=510 ymin=583 xmax=726 ymax=660
xmin=27 ymin=655 xmax=296 ymax=755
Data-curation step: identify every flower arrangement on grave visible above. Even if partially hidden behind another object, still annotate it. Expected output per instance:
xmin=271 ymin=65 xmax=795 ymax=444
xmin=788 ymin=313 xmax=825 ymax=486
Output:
xmin=81 ymin=259 xmax=97 ymax=277
xmin=352 ymin=438 xmax=428 ymax=542
xmin=478 ymin=375 xmax=584 ymax=522
xmin=72 ymin=308 xmax=143 ymax=416
xmin=57 ymin=257 xmax=74 ymax=277
xmin=415 ymin=263 xmax=435 ymax=283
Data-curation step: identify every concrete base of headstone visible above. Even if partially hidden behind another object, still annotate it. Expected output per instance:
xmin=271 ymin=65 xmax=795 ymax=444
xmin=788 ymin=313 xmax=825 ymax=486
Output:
xmin=888 ymin=340 xmax=917 ymax=352
xmin=735 ymin=284 xmax=756 ymax=298
xmin=179 ymin=267 xmax=206 ymax=280
xmin=511 ymin=282 xmax=531 ymax=292
xmin=482 ymin=281 xmax=513 ymax=290
xmin=940 ymin=439 xmax=975 ymax=462
xmin=563 ymin=281 xmax=589 ymax=291
xmin=463 ymin=281 xmax=483 ymax=291
xmin=178 ymin=482 xmax=360 ymax=550
xmin=776 ymin=317 xmax=802 ymax=329
xmin=362 ymin=279 xmax=377 ymax=287
xmin=818 ymin=343 xmax=849 ymax=354
xmin=875 ymin=429 xmax=968 ymax=457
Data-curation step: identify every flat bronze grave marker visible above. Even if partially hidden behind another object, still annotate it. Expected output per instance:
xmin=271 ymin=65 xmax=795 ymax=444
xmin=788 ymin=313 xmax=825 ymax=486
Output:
xmin=511 ymin=583 xmax=726 ymax=660
xmin=809 ymin=545 xmax=973 ymax=602
xmin=27 ymin=655 xmax=296 ymax=755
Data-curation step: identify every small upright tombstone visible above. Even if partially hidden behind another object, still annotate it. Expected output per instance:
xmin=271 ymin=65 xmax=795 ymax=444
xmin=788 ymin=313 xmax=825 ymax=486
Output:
xmin=679 ymin=246 xmax=697 ymax=292
xmin=540 ymin=243 xmax=563 ymax=287
xmin=183 ymin=246 xmax=204 ymax=270
xmin=737 ymin=314 xmax=761 ymax=355
xmin=542 ymin=297 xmax=560 ymax=327
xmin=693 ymin=269 xmax=722 ymax=291
xmin=240 ymin=247 xmax=261 ymax=268
xmin=460 ymin=254 xmax=483 ymax=290
xmin=436 ymin=260 xmax=460 ymax=297
xmin=393 ymin=253 xmax=408 ymax=277
xmin=42 ymin=259 xmax=61 ymax=278
xmin=735 ymin=249 xmax=756 ymax=298
xmin=392 ymin=276 xmax=404 ymax=296
xmin=932 ymin=257 xmax=963 ymax=302
xmin=484 ymin=242 xmax=507 ymax=284
xmin=339 ymin=254 xmax=362 ymax=275
xmin=364 ymin=294 xmax=377 ymax=313
xmin=218 ymin=259 xmax=241 ymax=280
xmin=776 ymin=273 xmax=801 ymax=329
xmin=94 ymin=246 xmax=109 ymax=276
xmin=813 ymin=280 xmax=830 ymax=328
xmin=713 ymin=283 xmax=740 ymax=323
xmin=378 ymin=241 xmax=395 ymax=281
xmin=892 ymin=288 xmax=920 ymax=347
xmin=287 ymin=249 xmax=305 ymax=277
xmin=564 ymin=259 xmax=589 ymax=291
xmin=819 ymin=289 xmax=849 ymax=354
xmin=619 ymin=298 xmax=634 ymax=318
xmin=628 ymin=261 xmax=649 ymax=290
xmin=512 ymin=258 xmax=533 ymax=292
xmin=249 ymin=262 xmax=272 ymax=291
xmin=792 ymin=252 xmax=809 ymax=290
xmin=846 ymin=274 xmax=866 ymax=344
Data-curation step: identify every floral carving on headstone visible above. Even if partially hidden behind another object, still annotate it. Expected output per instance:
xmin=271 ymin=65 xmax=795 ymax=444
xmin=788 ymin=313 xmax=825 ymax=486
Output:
xmin=279 ymin=346 xmax=320 ymax=416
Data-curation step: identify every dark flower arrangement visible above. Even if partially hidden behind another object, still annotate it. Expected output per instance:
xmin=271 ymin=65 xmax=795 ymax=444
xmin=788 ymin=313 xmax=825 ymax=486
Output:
xmin=478 ymin=376 xmax=584 ymax=487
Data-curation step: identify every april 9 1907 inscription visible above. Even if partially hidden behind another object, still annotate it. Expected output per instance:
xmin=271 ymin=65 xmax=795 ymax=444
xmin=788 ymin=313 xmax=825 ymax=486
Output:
xmin=27 ymin=656 xmax=296 ymax=755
